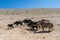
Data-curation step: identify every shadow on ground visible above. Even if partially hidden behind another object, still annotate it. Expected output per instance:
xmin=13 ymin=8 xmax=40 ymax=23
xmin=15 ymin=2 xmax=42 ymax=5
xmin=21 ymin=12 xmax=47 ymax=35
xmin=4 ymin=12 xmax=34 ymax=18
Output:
xmin=26 ymin=29 xmax=37 ymax=31
xmin=26 ymin=29 xmax=51 ymax=33
xmin=33 ymin=31 xmax=51 ymax=33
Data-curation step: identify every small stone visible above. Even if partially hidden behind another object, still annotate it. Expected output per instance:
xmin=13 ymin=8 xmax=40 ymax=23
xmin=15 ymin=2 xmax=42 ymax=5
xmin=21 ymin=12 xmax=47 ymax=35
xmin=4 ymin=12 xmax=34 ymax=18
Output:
xmin=43 ymin=36 xmax=45 ymax=39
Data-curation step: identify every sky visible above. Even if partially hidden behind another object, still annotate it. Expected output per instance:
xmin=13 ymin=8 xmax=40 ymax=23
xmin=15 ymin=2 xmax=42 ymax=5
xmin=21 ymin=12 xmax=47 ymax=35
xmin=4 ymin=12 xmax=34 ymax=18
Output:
xmin=0 ymin=0 xmax=60 ymax=8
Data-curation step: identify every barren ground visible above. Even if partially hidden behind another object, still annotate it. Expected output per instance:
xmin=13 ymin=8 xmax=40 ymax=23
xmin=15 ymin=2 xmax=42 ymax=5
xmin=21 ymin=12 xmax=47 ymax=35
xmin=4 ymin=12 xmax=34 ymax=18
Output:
xmin=0 ymin=9 xmax=60 ymax=40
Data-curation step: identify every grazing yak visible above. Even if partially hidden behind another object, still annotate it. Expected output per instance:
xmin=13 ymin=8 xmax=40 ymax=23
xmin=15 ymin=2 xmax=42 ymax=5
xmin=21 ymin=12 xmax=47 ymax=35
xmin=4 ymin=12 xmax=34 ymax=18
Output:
xmin=22 ymin=19 xmax=40 ymax=31
xmin=27 ymin=21 xmax=40 ymax=31
xmin=28 ymin=21 xmax=37 ymax=30
xmin=38 ymin=19 xmax=54 ymax=31
xmin=14 ymin=21 xmax=22 ymax=26
xmin=8 ymin=24 xmax=14 ymax=29
xmin=22 ymin=19 xmax=33 ymax=25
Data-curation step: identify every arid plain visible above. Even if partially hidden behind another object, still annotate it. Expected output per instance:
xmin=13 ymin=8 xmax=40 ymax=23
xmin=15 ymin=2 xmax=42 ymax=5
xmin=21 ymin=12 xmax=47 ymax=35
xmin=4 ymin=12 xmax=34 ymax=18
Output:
xmin=0 ymin=8 xmax=60 ymax=40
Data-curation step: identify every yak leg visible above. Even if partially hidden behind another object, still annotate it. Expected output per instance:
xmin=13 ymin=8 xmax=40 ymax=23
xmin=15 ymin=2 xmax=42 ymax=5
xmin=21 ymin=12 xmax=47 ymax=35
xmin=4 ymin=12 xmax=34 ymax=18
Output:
xmin=35 ymin=27 xmax=38 ymax=31
xmin=48 ymin=27 xmax=51 ymax=31
xmin=31 ymin=27 xmax=34 ymax=30
xmin=49 ymin=27 xmax=54 ymax=31
xmin=42 ymin=27 xmax=44 ymax=31
xmin=8 ymin=26 xmax=13 ymax=29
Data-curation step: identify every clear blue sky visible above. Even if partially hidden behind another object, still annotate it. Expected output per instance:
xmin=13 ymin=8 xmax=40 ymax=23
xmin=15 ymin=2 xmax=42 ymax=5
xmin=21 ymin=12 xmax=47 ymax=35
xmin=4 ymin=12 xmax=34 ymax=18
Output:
xmin=0 ymin=0 xmax=60 ymax=8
